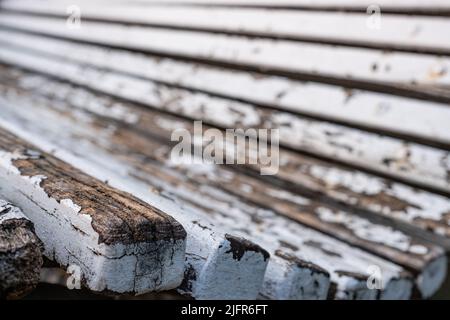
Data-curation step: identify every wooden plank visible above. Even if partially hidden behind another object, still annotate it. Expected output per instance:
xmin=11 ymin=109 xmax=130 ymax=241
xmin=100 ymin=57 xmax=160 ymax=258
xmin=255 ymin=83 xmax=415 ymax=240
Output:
xmin=107 ymin=0 xmax=450 ymax=15
xmin=0 ymin=125 xmax=188 ymax=294
xmin=2 ymin=0 xmax=450 ymax=55
xmin=0 ymin=45 xmax=447 ymax=198
xmin=0 ymin=13 xmax=450 ymax=94
xmin=0 ymin=74 xmax=432 ymax=299
xmin=0 ymin=199 xmax=43 ymax=299
xmin=0 ymin=31 xmax=448 ymax=147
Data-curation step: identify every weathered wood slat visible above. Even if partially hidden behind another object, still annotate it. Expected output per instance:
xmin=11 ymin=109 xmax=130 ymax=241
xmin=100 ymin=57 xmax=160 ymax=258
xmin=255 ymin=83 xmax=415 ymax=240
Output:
xmin=2 ymin=0 xmax=450 ymax=54
xmin=0 ymin=74 xmax=438 ymax=298
xmin=0 ymin=199 xmax=43 ymax=299
xmin=0 ymin=31 xmax=448 ymax=148
xmin=109 ymin=0 xmax=450 ymax=15
xmin=0 ymin=13 xmax=449 ymax=92
xmin=0 ymin=126 xmax=188 ymax=294
xmin=0 ymin=45 xmax=447 ymax=199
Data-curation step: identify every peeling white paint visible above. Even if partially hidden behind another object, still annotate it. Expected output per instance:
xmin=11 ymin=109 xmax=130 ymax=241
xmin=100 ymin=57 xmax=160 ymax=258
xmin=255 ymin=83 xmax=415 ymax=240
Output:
xmin=0 ymin=199 xmax=28 ymax=224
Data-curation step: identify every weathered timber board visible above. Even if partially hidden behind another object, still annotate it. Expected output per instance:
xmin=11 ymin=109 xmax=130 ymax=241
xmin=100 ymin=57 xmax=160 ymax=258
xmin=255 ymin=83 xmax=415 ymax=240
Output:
xmin=0 ymin=199 xmax=43 ymax=299
xmin=0 ymin=126 xmax=187 ymax=294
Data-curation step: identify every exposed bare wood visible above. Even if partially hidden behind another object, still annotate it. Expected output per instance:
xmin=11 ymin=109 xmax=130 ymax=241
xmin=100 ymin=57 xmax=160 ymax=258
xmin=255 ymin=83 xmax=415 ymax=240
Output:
xmin=0 ymin=126 xmax=188 ymax=294
xmin=0 ymin=199 xmax=43 ymax=299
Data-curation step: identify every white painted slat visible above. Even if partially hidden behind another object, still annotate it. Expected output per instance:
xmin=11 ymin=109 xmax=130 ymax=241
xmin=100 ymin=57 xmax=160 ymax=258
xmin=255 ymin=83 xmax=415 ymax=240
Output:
xmin=0 ymin=13 xmax=449 ymax=86
xmin=0 ymin=44 xmax=447 ymax=195
xmin=2 ymin=0 xmax=450 ymax=52
xmin=0 ymin=31 xmax=448 ymax=146
xmin=0 ymin=87 xmax=416 ymax=300
xmin=0 ymin=128 xmax=188 ymax=295
xmin=108 ymin=0 xmax=450 ymax=10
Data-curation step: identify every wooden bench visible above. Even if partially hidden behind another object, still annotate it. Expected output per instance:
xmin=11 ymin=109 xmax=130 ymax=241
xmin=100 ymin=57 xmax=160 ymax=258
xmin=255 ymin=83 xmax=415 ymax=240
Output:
xmin=0 ymin=0 xmax=449 ymax=299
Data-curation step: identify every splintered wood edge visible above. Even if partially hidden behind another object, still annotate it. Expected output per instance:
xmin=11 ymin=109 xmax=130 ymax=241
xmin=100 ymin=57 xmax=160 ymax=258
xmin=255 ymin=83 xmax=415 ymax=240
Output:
xmin=0 ymin=126 xmax=187 ymax=294
xmin=0 ymin=199 xmax=43 ymax=299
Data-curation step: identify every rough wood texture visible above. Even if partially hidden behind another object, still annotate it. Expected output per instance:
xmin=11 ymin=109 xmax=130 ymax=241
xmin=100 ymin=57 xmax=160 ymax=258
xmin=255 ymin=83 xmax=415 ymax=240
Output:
xmin=0 ymin=199 xmax=43 ymax=299
xmin=0 ymin=126 xmax=187 ymax=294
